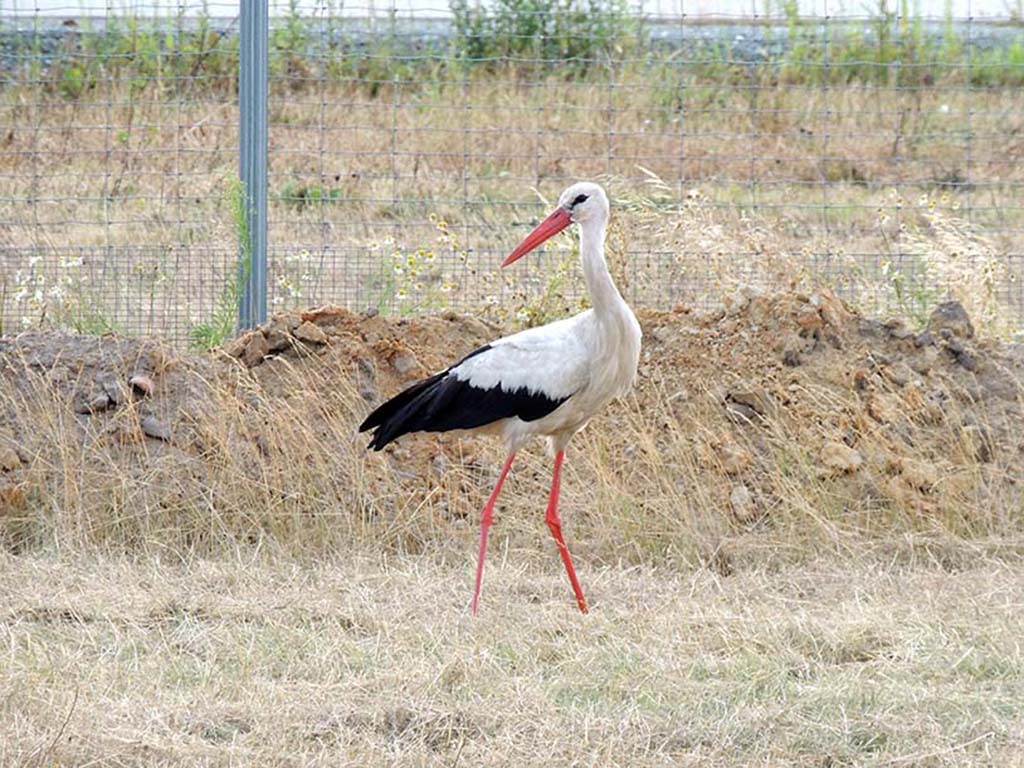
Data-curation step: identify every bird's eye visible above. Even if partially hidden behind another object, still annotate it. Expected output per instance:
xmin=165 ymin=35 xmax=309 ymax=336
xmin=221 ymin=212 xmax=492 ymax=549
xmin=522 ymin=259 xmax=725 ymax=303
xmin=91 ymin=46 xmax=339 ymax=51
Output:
xmin=571 ymin=194 xmax=589 ymax=207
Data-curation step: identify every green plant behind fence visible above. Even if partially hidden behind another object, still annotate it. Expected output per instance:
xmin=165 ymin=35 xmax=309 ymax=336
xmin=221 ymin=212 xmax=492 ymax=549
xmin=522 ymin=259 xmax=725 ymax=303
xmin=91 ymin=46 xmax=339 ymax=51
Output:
xmin=449 ymin=0 xmax=639 ymax=68
xmin=4 ymin=3 xmax=1020 ymax=99
xmin=188 ymin=176 xmax=251 ymax=351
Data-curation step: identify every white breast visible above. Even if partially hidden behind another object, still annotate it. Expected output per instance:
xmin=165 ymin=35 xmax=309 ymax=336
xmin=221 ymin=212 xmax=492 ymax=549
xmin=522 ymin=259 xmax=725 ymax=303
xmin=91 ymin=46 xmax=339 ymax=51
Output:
xmin=497 ymin=304 xmax=642 ymax=452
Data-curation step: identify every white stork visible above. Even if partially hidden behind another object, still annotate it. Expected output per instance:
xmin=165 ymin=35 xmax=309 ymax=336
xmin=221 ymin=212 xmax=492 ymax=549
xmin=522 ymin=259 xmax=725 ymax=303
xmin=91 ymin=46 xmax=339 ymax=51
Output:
xmin=359 ymin=181 xmax=641 ymax=614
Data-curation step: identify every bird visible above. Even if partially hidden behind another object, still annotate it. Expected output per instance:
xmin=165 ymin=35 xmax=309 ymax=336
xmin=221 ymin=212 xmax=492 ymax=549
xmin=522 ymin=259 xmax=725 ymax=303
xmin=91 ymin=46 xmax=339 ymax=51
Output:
xmin=359 ymin=181 xmax=642 ymax=615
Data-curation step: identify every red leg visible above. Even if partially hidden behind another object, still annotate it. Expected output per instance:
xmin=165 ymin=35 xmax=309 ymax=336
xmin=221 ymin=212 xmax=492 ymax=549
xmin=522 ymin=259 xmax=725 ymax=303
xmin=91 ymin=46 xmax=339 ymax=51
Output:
xmin=471 ymin=452 xmax=516 ymax=616
xmin=545 ymin=450 xmax=589 ymax=613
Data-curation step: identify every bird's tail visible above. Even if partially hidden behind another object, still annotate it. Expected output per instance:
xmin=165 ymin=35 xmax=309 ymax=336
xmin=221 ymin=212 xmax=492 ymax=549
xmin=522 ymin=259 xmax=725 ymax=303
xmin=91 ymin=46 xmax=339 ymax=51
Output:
xmin=358 ymin=371 xmax=447 ymax=451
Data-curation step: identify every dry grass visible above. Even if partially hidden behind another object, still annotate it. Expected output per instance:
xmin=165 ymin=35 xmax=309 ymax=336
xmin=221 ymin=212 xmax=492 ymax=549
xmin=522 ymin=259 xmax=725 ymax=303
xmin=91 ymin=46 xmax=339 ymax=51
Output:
xmin=2 ymin=551 xmax=1023 ymax=766
xmin=3 ymin=77 xmax=1021 ymax=252
xmin=2 ymin=295 xmax=1022 ymax=559
xmin=2 ymin=74 xmax=1022 ymax=336
xmin=0 ymin=293 xmax=1022 ymax=764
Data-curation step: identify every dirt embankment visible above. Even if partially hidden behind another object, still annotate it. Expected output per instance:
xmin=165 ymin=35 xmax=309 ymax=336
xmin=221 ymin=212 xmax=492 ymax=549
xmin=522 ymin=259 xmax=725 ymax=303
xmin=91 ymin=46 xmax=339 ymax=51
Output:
xmin=1 ymin=290 xmax=1022 ymax=551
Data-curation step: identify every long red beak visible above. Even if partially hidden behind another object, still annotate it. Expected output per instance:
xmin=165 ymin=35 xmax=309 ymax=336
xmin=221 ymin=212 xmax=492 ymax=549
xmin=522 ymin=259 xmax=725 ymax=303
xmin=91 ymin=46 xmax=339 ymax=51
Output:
xmin=502 ymin=208 xmax=572 ymax=267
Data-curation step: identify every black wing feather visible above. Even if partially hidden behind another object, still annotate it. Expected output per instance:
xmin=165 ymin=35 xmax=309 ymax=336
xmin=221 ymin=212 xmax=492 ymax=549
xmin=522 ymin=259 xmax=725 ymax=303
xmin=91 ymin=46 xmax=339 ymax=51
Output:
xmin=358 ymin=343 xmax=570 ymax=451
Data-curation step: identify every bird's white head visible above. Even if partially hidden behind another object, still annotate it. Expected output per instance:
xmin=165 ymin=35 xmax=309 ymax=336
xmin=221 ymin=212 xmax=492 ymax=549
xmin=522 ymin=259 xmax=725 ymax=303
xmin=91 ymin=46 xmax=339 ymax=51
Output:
xmin=503 ymin=181 xmax=609 ymax=267
xmin=557 ymin=181 xmax=609 ymax=225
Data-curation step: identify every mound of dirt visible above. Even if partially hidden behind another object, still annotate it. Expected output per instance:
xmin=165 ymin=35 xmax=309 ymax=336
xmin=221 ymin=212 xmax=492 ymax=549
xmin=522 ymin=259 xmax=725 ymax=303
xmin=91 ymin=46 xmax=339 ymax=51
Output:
xmin=641 ymin=291 xmax=1023 ymax=519
xmin=1 ymin=289 xmax=1022 ymax=550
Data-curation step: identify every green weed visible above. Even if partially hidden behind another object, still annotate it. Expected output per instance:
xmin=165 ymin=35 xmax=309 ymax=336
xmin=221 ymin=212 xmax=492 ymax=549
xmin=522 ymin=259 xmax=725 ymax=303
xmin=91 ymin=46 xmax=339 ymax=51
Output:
xmin=189 ymin=176 xmax=251 ymax=351
xmin=3 ymin=7 xmax=1021 ymax=100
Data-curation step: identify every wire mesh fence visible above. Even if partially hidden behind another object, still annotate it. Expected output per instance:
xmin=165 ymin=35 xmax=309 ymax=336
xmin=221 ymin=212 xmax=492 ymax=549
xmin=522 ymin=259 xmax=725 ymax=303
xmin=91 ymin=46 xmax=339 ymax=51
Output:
xmin=0 ymin=1 xmax=240 ymax=341
xmin=1 ymin=1 xmax=1022 ymax=344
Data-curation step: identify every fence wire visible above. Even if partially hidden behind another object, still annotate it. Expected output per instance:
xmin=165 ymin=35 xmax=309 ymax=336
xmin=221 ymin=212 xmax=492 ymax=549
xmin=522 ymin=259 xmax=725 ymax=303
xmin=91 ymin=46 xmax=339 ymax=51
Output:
xmin=1 ymin=1 xmax=1022 ymax=343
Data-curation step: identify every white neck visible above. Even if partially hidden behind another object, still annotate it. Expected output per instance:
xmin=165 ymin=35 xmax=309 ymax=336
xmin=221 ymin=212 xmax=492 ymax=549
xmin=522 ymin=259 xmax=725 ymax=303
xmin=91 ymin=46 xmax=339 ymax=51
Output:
xmin=578 ymin=216 xmax=626 ymax=318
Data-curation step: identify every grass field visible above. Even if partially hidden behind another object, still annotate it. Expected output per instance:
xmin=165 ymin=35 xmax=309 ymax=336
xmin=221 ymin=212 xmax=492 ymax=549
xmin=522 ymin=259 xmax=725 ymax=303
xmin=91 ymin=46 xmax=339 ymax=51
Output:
xmin=4 ymin=551 xmax=1023 ymax=766
xmin=1 ymin=287 xmax=1023 ymax=764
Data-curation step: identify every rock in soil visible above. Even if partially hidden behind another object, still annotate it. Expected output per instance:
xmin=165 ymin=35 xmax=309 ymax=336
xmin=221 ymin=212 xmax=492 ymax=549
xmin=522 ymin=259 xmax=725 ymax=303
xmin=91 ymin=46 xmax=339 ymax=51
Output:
xmin=391 ymin=351 xmax=420 ymax=376
xmin=269 ymin=314 xmax=301 ymax=334
xmin=100 ymin=376 xmax=125 ymax=406
xmin=140 ymin=415 xmax=172 ymax=442
xmin=716 ymin=440 xmax=753 ymax=475
xmin=884 ymin=317 xmax=914 ymax=340
xmin=729 ymin=483 xmax=758 ymax=522
xmin=866 ymin=393 xmax=901 ymax=424
xmin=820 ymin=441 xmax=864 ymax=475
xmin=0 ymin=446 xmax=21 ymax=471
xmin=355 ymin=358 xmax=379 ymax=402
xmin=914 ymin=330 xmax=936 ymax=348
xmin=224 ymin=334 xmax=249 ymax=359
xmin=897 ymin=459 xmax=940 ymax=492
xmin=242 ymin=333 xmax=270 ymax=367
xmin=265 ymin=329 xmax=292 ymax=354
xmin=909 ymin=347 xmax=939 ymax=375
xmin=929 ymin=301 xmax=975 ymax=339
xmin=883 ymin=361 xmax=913 ymax=387
xmin=725 ymin=386 xmax=773 ymax=418
xmin=722 ymin=289 xmax=750 ymax=317
xmin=0 ymin=482 xmax=26 ymax=512
xmin=782 ymin=349 xmax=802 ymax=367
xmin=953 ymin=348 xmax=980 ymax=372
xmin=74 ymin=393 xmax=112 ymax=415
xmin=294 ymin=321 xmax=328 ymax=345
xmin=795 ymin=305 xmax=824 ymax=333
xmin=129 ymin=374 xmax=155 ymax=397
xmin=725 ymin=401 xmax=760 ymax=425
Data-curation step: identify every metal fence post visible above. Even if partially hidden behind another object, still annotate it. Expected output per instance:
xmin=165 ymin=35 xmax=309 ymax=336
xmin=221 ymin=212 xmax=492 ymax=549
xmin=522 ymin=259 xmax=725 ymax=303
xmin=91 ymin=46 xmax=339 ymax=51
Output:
xmin=238 ymin=0 xmax=269 ymax=330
